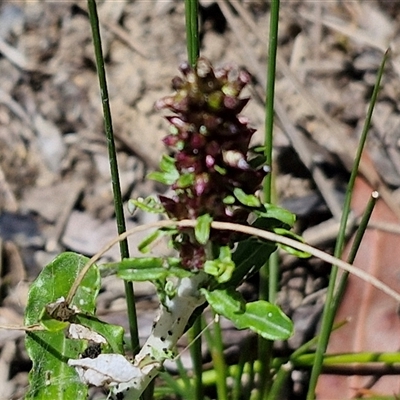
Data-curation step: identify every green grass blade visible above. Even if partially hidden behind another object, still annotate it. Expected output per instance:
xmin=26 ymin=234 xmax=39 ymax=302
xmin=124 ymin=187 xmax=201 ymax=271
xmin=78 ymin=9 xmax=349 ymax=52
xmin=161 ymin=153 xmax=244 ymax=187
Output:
xmin=232 ymin=336 xmax=256 ymax=400
xmin=295 ymin=351 xmax=400 ymax=367
xmin=184 ymin=3 xmax=201 ymax=397
xmin=175 ymin=356 xmax=193 ymax=395
xmin=188 ymin=317 xmax=204 ymax=400
xmin=185 ymin=0 xmax=199 ymax=66
xmin=306 ymin=49 xmax=390 ymax=399
xmin=203 ymin=313 xmax=229 ymax=400
xmin=264 ymin=0 xmax=280 ymax=202
xmin=158 ymin=371 xmax=187 ymax=399
xmin=333 ymin=191 xmax=378 ymax=307
xmin=258 ymin=1 xmax=280 ymax=399
xmin=86 ymin=0 xmax=140 ymax=355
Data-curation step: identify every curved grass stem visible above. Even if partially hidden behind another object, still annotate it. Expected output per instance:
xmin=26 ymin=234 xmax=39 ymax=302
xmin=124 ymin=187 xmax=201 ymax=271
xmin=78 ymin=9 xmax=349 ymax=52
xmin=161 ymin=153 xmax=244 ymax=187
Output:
xmin=67 ymin=219 xmax=400 ymax=314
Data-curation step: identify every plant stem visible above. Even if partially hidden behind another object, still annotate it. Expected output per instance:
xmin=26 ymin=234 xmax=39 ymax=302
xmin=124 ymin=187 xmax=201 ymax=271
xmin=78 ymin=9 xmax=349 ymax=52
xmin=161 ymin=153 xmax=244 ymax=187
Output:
xmin=86 ymin=0 xmax=140 ymax=355
xmin=184 ymin=3 xmax=201 ymax=398
xmin=203 ymin=313 xmax=229 ymax=400
xmin=258 ymin=1 xmax=280 ymax=398
xmin=69 ymin=218 xmax=400 ymax=305
xmin=296 ymin=351 xmax=400 ymax=366
xmin=188 ymin=317 xmax=204 ymax=400
xmin=264 ymin=0 xmax=279 ymax=201
xmin=232 ymin=340 xmax=250 ymax=400
xmin=306 ymin=49 xmax=390 ymax=399
xmin=185 ymin=0 xmax=199 ymax=66
xmin=333 ymin=191 xmax=378 ymax=306
xmin=109 ymin=272 xmax=207 ymax=399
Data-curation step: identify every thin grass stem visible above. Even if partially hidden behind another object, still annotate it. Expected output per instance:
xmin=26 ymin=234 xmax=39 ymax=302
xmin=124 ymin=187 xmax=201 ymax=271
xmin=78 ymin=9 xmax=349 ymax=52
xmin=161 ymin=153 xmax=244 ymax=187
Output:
xmin=203 ymin=313 xmax=229 ymax=400
xmin=306 ymin=49 xmax=390 ymax=399
xmin=295 ymin=351 xmax=400 ymax=367
xmin=258 ymin=1 xmax=280 ymax=399
xmin=188 ymin=317 xmax=204 ymax=400
xmin=175 ymin=356 xmax=192 ymax=394
xmin=86 ymin=0 xmax=140 ymax=357
xmin=264 ymin=0 xmax=279 ymax=200
xmin=266 ymin=362 xmax=291 ymax=400
xmin=333 ymin=191 xmax=379 ymax=306
xmin=183 ymin=4 xmax=202 ymax=398
xmin=232 ymin=336 xmax=254 ymax=400
xmin=185 ymin=0 xmax=199 ymax=66
xmin=159 ymin=371 xmax=186 ymax=398
xmin=268 ymin=320 xmax=347 ymax=397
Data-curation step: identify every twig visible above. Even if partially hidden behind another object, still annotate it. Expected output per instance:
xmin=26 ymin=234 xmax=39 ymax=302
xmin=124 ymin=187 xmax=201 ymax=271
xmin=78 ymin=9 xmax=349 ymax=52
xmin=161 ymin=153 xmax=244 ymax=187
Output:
xmin=66 ymin=219 xmax=400 ymax=306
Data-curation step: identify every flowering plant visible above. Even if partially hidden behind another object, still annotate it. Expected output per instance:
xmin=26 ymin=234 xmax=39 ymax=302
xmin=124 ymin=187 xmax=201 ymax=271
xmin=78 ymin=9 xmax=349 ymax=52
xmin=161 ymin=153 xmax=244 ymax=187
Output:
xmin=23 ymin=58 xmax=298 ymax=400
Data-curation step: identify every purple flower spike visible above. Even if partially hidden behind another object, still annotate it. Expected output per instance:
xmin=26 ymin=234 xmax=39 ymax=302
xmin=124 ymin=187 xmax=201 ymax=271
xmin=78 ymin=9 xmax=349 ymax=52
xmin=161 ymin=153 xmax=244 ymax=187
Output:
xmin=155 ymin=58 xmax=269 ymax=269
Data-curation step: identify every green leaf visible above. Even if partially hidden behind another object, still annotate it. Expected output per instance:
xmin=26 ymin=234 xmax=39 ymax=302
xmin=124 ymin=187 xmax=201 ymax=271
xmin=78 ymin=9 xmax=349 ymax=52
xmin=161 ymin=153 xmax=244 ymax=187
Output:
xmin=227 ymin=238 xmax=276 ymax=287
xmin=203 ymin=288 xmax=293 ymax=341
xmin=147 ymin=170 xmax=179 ymax=185
xmin=204 ymin=246 xmax=235 ymax=283
xmin=24 ymin=252 xmax=101 ymax=400
xmin=119 ymin=268 xmax=169 ymax=281
xmin=202 ymin=287 xmax=245 ymax=314
xmin=160 ymin=154 xmax=177 ymax=172
xmin=39 ymin=309 xmax=69 ymax=332
xmin=243 ymin=301 xmax=293 ymax=340
xmin=72 ymin=314 xmax=124 ymax=354
xmin=274 ymin=228 xmax=311 ymax=258
xmin=195 ymin=214 xmax=213 ymax=245
xmin=116 ymin=257 xmax=165 ymax=270
xmin=214 ymin=165 xmax=227 ymax=175
xmin=114 ymin=257 xmax=192 ymax=281
xmin=223 ymin=195 xmax=235 ymax=205
xmin=148 ymin=155 xmax=179 ymax=185
xmin=138 ymin=228 xmax=176 ymax=253
xmin=253 ymin=203 xmax=296 ymax=227
xmin=128 ymin=197 xmax=165 ymax=214
xmin=176 ymin=173 xmax=195 ymax=188
xmin=234 ymin=188 xmax=261 ymax=207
